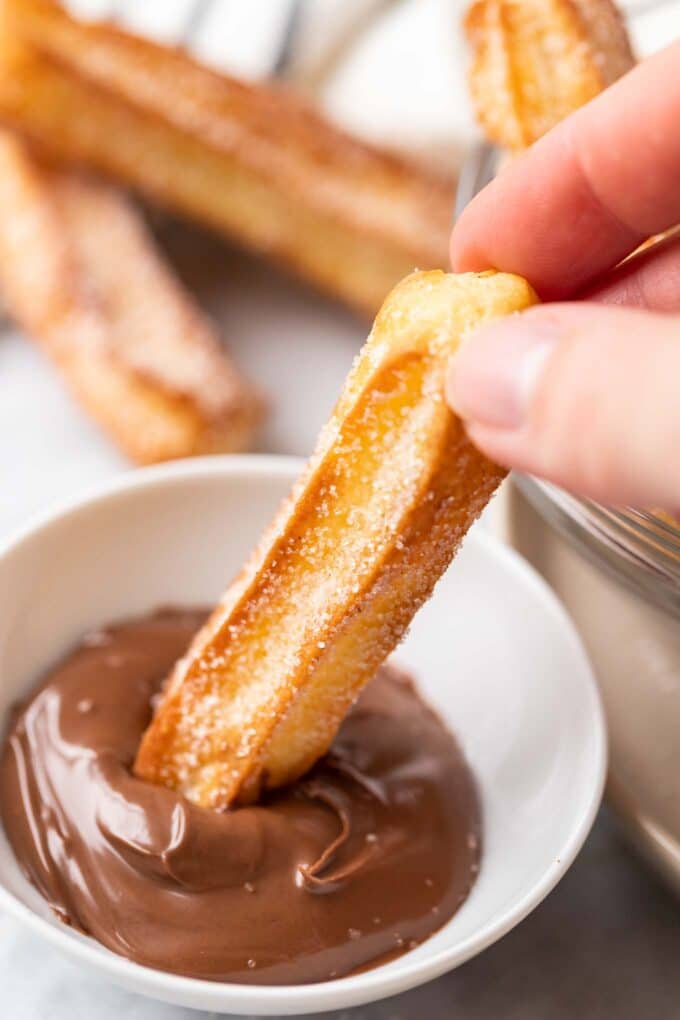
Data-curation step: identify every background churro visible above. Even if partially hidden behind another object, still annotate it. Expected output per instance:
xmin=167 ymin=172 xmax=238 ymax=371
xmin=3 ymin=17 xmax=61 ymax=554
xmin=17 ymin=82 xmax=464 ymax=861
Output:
xmin=465 ymin=0 xmax=635 ymax=149
xmin=0 ymin=133 xmax=263 ymax=463
xmin=0 ymin=0 xmax=454 ymax=317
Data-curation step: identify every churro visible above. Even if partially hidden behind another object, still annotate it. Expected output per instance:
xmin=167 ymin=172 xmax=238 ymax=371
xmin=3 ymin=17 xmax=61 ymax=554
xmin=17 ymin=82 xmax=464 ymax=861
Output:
xmin=465 ymin=0 xmax=634 ymax=149
xmin=135 ymin=269 xmax=537 ymax=809
xmin=0 ymin=0 xmax=453 ymax=316
xmin=0 ymin=133 xmax=262 ymax=463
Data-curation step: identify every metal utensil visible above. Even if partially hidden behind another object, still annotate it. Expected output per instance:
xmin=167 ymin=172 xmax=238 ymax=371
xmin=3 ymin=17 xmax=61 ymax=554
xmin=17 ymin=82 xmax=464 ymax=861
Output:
xmin=453 ymin=140 xmax=499 ymax=221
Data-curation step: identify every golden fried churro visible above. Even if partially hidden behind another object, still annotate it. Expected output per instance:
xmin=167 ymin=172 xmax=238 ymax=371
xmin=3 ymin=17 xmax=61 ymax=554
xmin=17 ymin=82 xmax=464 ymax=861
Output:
xmin=465 ymin=0 xmax=635 ymax=149
xmin=0 ymin=0 xmax=453 ymax=317
xmin=0 ymin=133 xmax=262 ymax=463
xmin=135 ymin=269 xmax=537 ymax=808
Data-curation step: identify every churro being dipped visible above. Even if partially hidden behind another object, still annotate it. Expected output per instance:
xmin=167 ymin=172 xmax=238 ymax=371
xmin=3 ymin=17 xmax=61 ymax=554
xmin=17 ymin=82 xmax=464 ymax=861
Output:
xmin=0 ymin=0 xmax=454 ymax=316
xmin=0 ymin=133 xmax=262 ymax=463
xmin=1 ymin=269 xmax=535 ymax=982
xmin=465 ymin=0 xmax=634 ymax=149
xmin=135 ymin=269 xmax=537 ymax=809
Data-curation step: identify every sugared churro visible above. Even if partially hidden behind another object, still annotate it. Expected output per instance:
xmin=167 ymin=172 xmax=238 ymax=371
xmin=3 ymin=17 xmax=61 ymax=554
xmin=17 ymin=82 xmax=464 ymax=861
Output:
xmin=465 ymin=0 xmax=635 ymax=149
xmin=0 ymin=0 xmax=454 ymax=317
xmin=135 ymin=269 xmax=537 ymax=809
xmin=0 ymin=133 xmax=262 ymax=463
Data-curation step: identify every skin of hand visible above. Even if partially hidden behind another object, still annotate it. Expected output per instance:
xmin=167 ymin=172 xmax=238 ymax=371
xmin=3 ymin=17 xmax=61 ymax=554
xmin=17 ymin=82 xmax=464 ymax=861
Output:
xmin=446 ymin=40 xmax=680 ymax=514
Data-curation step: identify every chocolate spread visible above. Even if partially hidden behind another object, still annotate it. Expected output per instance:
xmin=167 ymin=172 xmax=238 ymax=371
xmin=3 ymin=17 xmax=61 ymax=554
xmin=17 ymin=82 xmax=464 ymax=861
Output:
xmin=0 ymin=609 xmax=481 ymax=984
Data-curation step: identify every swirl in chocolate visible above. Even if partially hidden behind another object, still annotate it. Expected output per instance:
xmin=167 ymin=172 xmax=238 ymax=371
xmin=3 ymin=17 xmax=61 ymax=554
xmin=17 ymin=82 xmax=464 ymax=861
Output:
xmin=0 ymin=609 xmax=481 ymax=984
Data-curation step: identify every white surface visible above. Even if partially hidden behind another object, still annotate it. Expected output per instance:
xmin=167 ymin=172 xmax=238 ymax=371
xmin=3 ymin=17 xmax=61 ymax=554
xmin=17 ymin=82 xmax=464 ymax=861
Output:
xmin=0 ymin=458 xmax=606 ymax=1015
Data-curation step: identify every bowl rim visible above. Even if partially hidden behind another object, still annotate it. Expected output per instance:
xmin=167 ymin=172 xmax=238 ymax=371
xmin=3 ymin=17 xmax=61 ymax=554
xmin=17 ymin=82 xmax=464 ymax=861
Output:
xmin=0 ymin=454 xmax=607 ymax=1014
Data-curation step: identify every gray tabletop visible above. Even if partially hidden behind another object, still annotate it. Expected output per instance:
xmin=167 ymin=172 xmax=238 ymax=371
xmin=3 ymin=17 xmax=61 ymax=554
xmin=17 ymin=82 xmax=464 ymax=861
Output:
xmin=2 ymin=807 xmax=679 ymax=1020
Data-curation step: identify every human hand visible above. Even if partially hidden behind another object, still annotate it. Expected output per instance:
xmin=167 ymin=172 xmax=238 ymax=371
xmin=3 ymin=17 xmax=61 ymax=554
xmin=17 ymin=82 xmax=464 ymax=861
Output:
xmin=447 ymin=42 xmax=680 ymax=513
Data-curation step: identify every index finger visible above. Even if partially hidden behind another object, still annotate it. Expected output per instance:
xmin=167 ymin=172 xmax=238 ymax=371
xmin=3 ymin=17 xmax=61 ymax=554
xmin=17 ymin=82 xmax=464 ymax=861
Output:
xmin=451 ymin=42 xmax=680 ymax=298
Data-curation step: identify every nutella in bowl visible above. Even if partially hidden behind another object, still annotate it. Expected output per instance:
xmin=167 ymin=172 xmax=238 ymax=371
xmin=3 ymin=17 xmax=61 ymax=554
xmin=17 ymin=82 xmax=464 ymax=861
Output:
xmin=0 ymin=607 xmax=481 ymax=984
xmin=0 ymin=459 xmax=605 ymax=1015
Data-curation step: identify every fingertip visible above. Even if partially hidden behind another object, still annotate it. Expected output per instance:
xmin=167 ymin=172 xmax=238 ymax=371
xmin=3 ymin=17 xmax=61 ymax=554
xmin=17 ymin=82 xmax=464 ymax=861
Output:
xmin=450 ymin=194 xmax=499 ymax=275
xmin=449 ymin=219 xmax=477 ymax=274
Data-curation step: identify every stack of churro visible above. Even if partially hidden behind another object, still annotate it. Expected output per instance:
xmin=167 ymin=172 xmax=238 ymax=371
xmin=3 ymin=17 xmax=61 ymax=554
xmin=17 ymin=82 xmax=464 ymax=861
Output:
xmin=0 ymin=0 xmax=453 ymax=318
xmin=0 ymin=0 xmax=456 ymax=463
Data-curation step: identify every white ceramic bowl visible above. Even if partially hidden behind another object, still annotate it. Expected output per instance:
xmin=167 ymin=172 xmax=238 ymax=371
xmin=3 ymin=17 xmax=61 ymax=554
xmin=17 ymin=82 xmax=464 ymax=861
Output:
xmin=0 ymin=456 xmax=605 ymax=1015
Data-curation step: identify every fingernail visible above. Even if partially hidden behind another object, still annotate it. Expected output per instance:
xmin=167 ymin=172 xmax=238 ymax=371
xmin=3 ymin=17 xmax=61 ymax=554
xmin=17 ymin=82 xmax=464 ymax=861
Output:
xmin=446 ymin=315 xmax=561 ymax=429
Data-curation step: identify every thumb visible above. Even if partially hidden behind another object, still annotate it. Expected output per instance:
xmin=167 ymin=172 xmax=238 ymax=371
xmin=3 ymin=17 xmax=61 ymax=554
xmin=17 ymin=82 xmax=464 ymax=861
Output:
xmin=446 ymin=303 xmax=680 ymax=512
